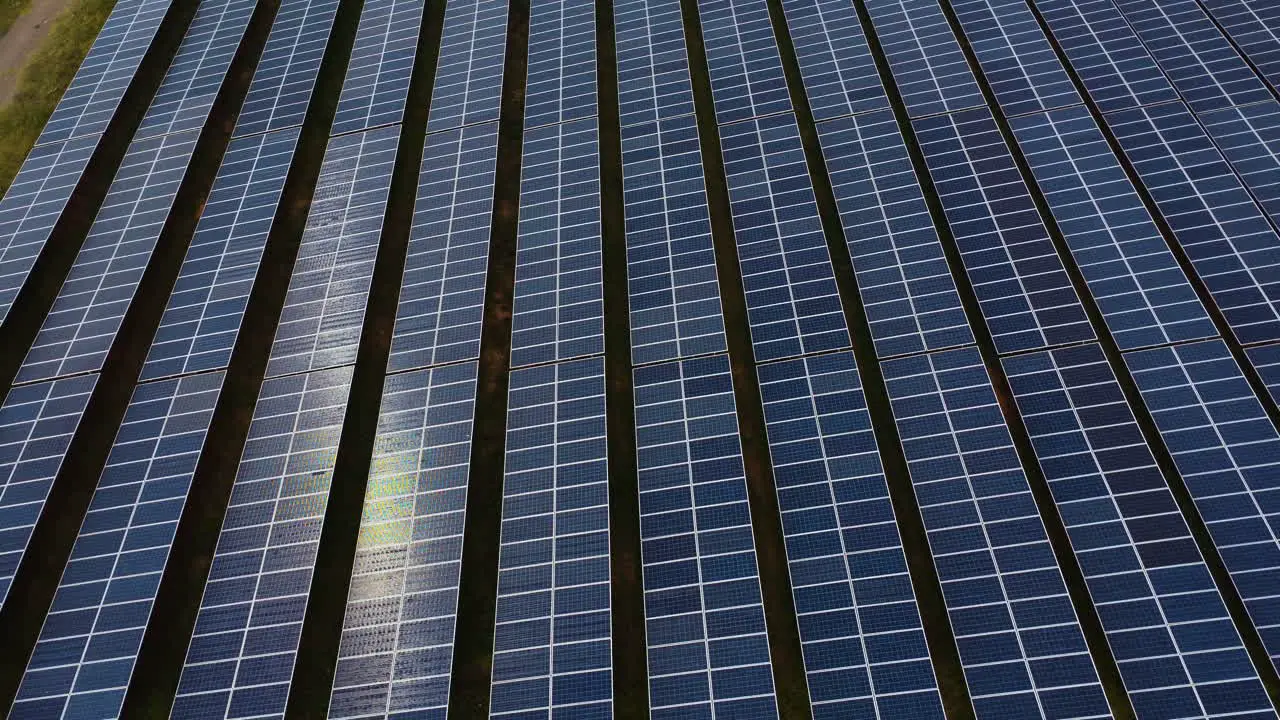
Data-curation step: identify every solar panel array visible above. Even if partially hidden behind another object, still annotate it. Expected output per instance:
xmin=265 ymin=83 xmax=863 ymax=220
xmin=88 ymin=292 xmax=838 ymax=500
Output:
xmin=780 ymin=0 xmax=889 ymax=121
xmin=231 ymin=0 xmax=340 ymax=137
xmin=427 ymin=0 xmax=508 ymax=133
xmin=524 ymin=0 xmax=597 ymax=130
xmin=862 ymin=0 xmax=984 ymax=118
xmin=332 ymin=0 xmax=425 ymax=135
xmin=1198 ymin=0 xmax=1280 ymax=92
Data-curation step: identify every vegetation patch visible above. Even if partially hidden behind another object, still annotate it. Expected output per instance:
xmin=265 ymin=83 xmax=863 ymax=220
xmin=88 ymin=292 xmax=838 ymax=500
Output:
xmin=0 ymin=0 xmax=34 ymax=40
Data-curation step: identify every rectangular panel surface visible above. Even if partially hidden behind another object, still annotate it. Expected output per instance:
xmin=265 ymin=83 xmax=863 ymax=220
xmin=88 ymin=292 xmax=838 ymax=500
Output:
xmin=1245 ymin=342 xmax=1280 ymax=403
xmin=780 ymin=0 xmax=888 ymax=121
xmin=1194 ymin=0 xmax=1280 ymax=92
xmin=524 ymin=0 xmax=597 ymax=130
xmin=332 ymin=0 xmax=425 ymax=136
xmin=427 ymin=0 xmax=509 ymax=133
xmin=1198 ymin=100 xmax=1280 ymax=229
xmin=232 ymin=0 xmax=340 ymax=137
xmin=697 ymin=0 xmax=792 ymax=125
xmin=862 ymin=0 xmax=983 ymax=118
xmin=613 ymin=0 xmax=696 ymax=129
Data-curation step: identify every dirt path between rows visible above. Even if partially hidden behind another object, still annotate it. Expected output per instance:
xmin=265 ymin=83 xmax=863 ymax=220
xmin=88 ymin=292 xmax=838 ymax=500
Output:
xmin=0 ymin=0 xmax=77 ymax=104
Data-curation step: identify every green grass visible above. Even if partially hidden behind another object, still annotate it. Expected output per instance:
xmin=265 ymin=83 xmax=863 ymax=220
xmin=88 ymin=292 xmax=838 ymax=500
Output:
xmin=0 ymin=0 xmax=114 ymax=195
xmin=0 ymin=0 xmax=34 ymax=39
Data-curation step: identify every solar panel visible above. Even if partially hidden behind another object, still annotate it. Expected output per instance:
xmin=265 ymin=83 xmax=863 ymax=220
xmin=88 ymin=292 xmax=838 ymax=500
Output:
xmin=621 ymin=113 xmax=727 ymax=366
xmin=1031 ymin=0 xmax=1178 ymax=113
xmin=426 ymin=0 xmax=508 ymax=134
xmin=328 ymin=361 xmax=477 ymax=720
xmin=862 ymin=0 xmax=983 ymax=118
xmin=816 ymin=111 xmax=974 ymax=358
xmin=133 ymin=0 xmax=257 ymax=141
xmin=1002 ymin=344 xmax=1273 ymax=719
xmin=697 ymin=0 xmax=792 ymax=125
xmin=524 ymin=0 xmax=597 ymax=131
xmin=779 ymin=0 xmax=889 ymax=122
xmin=1125 ymin=339 xmax=1280 ymax=671
xmin=1105 ymin=102 xmax=1280 ymax=345
xmin=387 ymin=122 xmax=497 ymax=374
xmin=1245 ymin=342 xmax=1280 ymax=403
xmin=880 ymin=347 xmax=1110 ymax=719
xmin=331 ymin=0 xmax=425 ymax=136
xmin=755 ymin=352 xmax=945 ymax=720
xmin=491 ymin=357 xmax=613 ymax=718
xmin=613 ymin=0 xmax=695 ymax=130
xmin=142 ymin=128 xmax=301 ymax=382
xmin=0 ymin=374 xmax=96 ymax=607
xmin=1110 ymin=0 xmax=1273 ymax=114
xmin=11 ymin=371 xmax=224 ymax=720
xmin=266 ymin=126 xmax=399 ymax=379
xmin=1198 ymin=100 xmax=1280 ymax=228
xmin=231 ymin=0 xmax=340 ymax=138
xmin=1010 ymin=106 xmax=1217 ymax=350
xmin=510 ymin=117 xmax=603 ymax=368
xmin=0 ymin=134 xmax=99 ymax=327
xmin=172 ymin=365 xmax=353 ymax=720
xmin=718 ymin=113 xmax=851 ymax=363
xmin=632 ymin=354 xmax=779 ymax=720
xmin=34 ymin=0 xmax=172 ymax=146
xmin=912 ymin=108 xmax=1095 ymax=354
xmin=16 ymin=129 xmax=201 ymax=385
xmin=1198 ymin=0 xmax=1280 ymax=92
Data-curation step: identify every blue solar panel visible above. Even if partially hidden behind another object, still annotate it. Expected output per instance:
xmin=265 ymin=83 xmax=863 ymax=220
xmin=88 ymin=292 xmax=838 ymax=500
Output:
xmin=697 ymin=0 xmax=792 ymax=125
xmin=510 ymin=117 xmax=603 ymax=368
xmin=862 ymin=0 xmax=983 ymax=118
xmin=779 ymin=0 xmax=889 ymax=122
xmin=1125 ymin=340 xmax=1280 ymax=673
xmin=816 ymin=111 xmax=974 ymax=358
xmin=0 ymin=374 xmax=96 ymax=607
xmin=328 ymin=361 xmax=477 ymax=720
xmin=1032 ymin=0 xmax=1178 ymax=113
xmin=755 ymin=352 xmax=945 ymax=720
xmin=880 ymin=347 xmax=1110 ymax=720
xmin=621 ymin=113 xmax=727 ymax=366
xmin=1003 ymin=344 xmax=1273 ymax=719
xmin=231 ymin=0 xmax=340 ymax=138
xmin=266 ymin=126 xmax=399 ymax=379
xmin=912 ymin=108 xmax=1095 ymax=354
xmin=426 ymin=0 xmax=508 ymax=134
xmin=12 ymin=372 xmax=224 ymax=720
xmin=948 ymin=0 xmax=1081 ymax=117
xmin=16 ymin=129 xmax=201 ymax=385
xmin=0 ymin=134 xmax=98 ymax=326
xmin=524 ymin=0 xmax=597 ymax=130
xmin=719 ymin=113 xmax=850 ymax=363
xmin=387 ymin=122 xmax=497 ymax=374
xmin=1010 ymin=106 xmax=1217 ymax=350
xmin=1198 ymin=0 xmax=1280 ymax=92
xmin=1245 ymin=342 xmax=1280 ymax=403
xmin=142 ymin=128 xmax=300 ymax=381
xmin=172 ymin=365 xmax=353 ymax=720
xmin=1105 ymin=102 xmax=1280 ymax=345
xmin=1110 ymin=0 xmax=1273 ymax=114
xmin=613 ymin=0 xmax=695 ymax=130
xmin=491 ymin=357 xmax=612 ymax=719
xmin=331 ymin=0 xmax=424 ymax=136
xmin=1198 ymin=100 xmax=1280 ymax=229
xmin=632 ymin=354 xmax=779 ymax=720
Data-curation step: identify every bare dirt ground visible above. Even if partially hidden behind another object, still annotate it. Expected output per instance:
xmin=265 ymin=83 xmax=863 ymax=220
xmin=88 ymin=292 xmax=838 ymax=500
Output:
xmin=0 ymin=0 xmax=75 ymax=104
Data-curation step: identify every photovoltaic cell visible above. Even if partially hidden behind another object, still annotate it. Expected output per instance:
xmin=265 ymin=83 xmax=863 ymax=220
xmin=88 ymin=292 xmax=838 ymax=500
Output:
xmin=387 ymin=122 xmax=497 ymax=374
xmin=231 ymin=0 xmax=340 ymax=138
xmin=632 ymin=355 xmax=779 ymax=720
xmin=780 ymin=0 xmax=889 ymax=122
xmin=719 ymin=113 xmax=850 ymax=362
xmin=0 ymin=134 xmax=99 ymax=326
xmin=12 ymin=372 xmax=224 ymax=720
xmin=621 ymin=112 xmax=727 ymax=365
xmin=426 ymin=0 xmax=508 ymax=134
xmin=1198 ymin=100 xmax=1280 ymax=228
xmin=266 ymin=125 xmax=399 ymax=379
xmin=912 ymin=108 xmax=1095 ymax=354
xmin=1011 ymin=106 xmax=1216 ymax=350
xmin=142 ymin=128 xmax=300 ymax=381
xmin=172 ymin=366 xmax=353 ymax=720
xmin=0 ymin=374 xmax=96 ymax=607
xmin=697 ymin=0 xmax=792 ymax=125
xmin=331 ymin=0 xmax=424 ymax=136
xmin=816 ymin=111 xmax=974 ymax=358
xmin=1110 ymin=0 xmax=1273 ymax=114
xmin=756 ymin=352 xmax=945 ymax=720
xmin=1031 ymin=0 xmax=1178 ymax=113
xmin=17 ymin=129 xmax=201 ymax=385
xmin=510 ymin=117 xmax=603 ymax=368
xmin=1105 ymin=102 xmax=1280 ymax=345
xmin=1125 ymin=340 xmax=1280 ymax=672
xmin=613 ymin=0 xmax=695 ymax=130
xmin=1245 ymin=342 xmax=1280 ymax=403
xmin=881 ymin=347 xmax=1110 ymax=720
xmin=862 ymin=0 xmax=983 ymax=118
xmin=1198 ymin=0 xmax=1280 ymax=92
xmin=328 ymin=362 xmax=477 ymax=720
xmin=1003 ymin=344 xmax=1273 ymax=719
xmin=491 ymin=357 xmax=612 ymax=719
xmin=524 ymin=0 xmax=597 ymax=131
